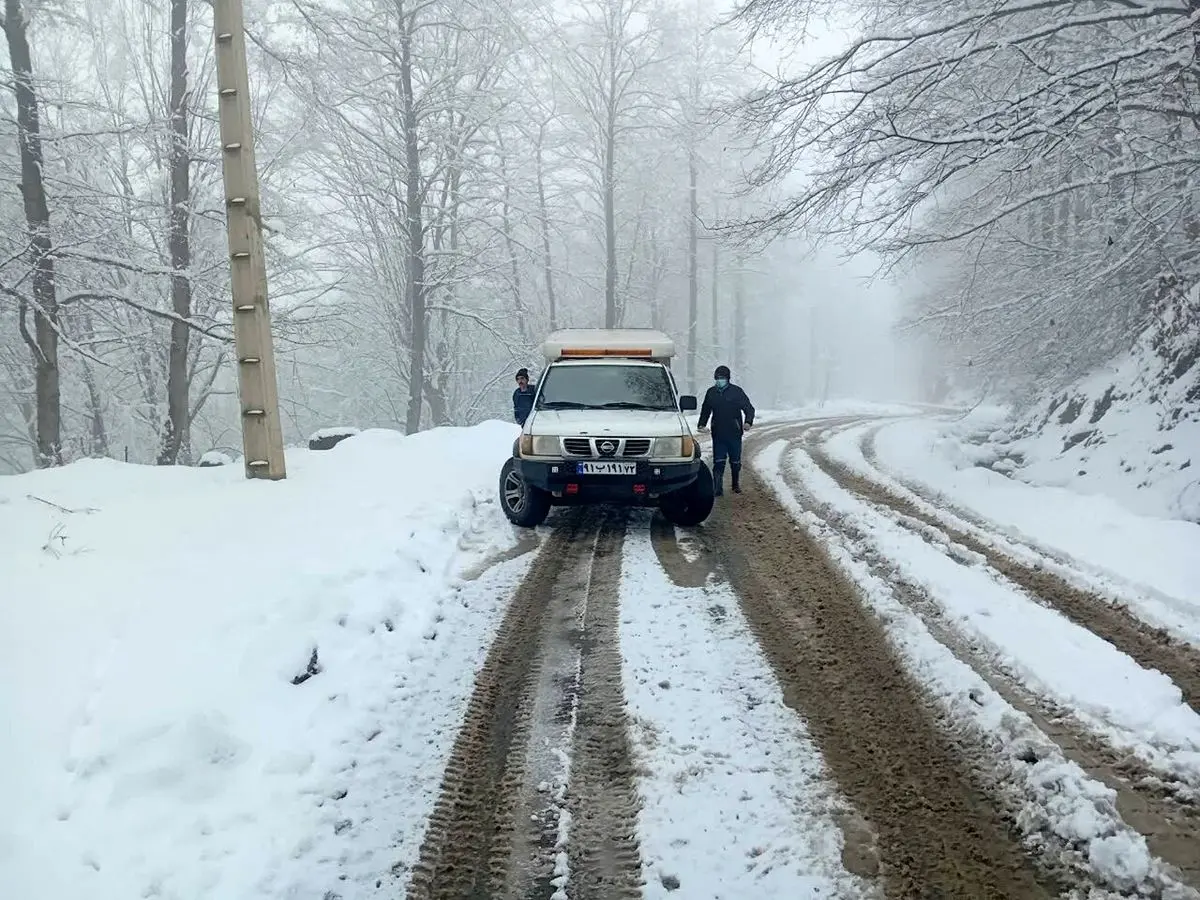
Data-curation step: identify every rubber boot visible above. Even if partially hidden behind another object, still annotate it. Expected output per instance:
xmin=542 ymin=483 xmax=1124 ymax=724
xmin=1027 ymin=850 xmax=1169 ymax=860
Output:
xmin=713 ymin=461 xmax=725 ymax=496
xmin=731 ymin=462 xmax=742 ymax=494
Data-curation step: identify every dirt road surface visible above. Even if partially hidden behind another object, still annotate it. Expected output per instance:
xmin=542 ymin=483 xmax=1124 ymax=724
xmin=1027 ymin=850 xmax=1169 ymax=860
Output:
xmin=404 ymin=414 xmax=1200 ymax=899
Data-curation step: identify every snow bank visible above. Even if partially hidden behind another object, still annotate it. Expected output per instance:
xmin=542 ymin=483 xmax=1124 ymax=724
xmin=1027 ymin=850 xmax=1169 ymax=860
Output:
xmin=1007 ymin=353 xmax=1200 ymax=521
xmin=871 ymin=414 xmax=1200 ymax=607
xmin=0 ymin=421 xmax=526 ymax=900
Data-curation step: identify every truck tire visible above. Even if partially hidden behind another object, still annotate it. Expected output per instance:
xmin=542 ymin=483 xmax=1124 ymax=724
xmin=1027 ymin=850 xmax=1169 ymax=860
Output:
xmin=660 ymin=461 xmax=715 ymax=527
xmin=499 ymin=458 xmax=551 ymax=527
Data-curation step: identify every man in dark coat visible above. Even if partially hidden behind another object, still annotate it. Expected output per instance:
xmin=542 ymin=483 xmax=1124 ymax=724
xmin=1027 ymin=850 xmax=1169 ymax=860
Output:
xmin=513 ymin=367 xmax=536 ymax=426
xmin=697 ymin=365 xmax=755 ymax=496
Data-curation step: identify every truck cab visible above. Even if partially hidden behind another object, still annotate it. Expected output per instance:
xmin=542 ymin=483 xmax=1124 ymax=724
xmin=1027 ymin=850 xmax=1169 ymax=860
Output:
xmin=499 ymin=328 xmax=716 ymax=528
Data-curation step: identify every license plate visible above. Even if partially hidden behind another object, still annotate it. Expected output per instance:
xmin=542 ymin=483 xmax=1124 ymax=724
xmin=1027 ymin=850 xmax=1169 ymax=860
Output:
xmin=576 ymin=461 xmax=637 ymax=475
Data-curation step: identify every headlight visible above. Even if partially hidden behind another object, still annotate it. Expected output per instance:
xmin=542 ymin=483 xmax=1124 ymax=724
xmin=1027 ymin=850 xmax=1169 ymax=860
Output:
xmin=653 ymin=436 xmax=693 ymax=458
xmin=530 ymin=435 xmax=560 ymax=456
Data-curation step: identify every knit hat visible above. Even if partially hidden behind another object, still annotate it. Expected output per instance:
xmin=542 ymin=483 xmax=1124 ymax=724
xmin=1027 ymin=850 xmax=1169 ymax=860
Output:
xmin=516 ymin=368 xmax=530 ymax=380
xmin=714 ymin=365 xmax=731 ymax=379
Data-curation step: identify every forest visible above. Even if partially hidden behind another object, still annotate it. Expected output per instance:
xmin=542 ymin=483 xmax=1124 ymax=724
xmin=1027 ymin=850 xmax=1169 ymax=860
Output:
xmin=1 ymin=0 xmax=1196 ymax=472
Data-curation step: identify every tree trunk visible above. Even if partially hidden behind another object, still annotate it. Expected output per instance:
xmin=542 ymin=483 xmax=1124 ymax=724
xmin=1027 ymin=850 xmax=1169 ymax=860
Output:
xmin=427 ymin=164 xmax=461 ymax=426
xmin=535 ymin=125 xmax=557 ymax=331
xmin=648 ymin=226 xmax=663 ymax=331
xmin=733 ymin=253 xmax=745 ymax=374
xmin=497 ymin=132 xmax=527 ymax=342
xmin=5 ymin=0 xmax=62 ymax=467
xmin=159 ymin=0 xmax=194 ymax=465
xmin=710 ymin=229 xmax=719 ymax=360
xmin=686 ymin=147 xmax=698 ymax=390
xmin=603 ymin=117 xmax=617 ymax=328
xmin=426 ymin=381 xmax=450 ymax=426
xmin=400 ymin=7 xmax=427 ymax=435
xmin=76 ymin=312 xmax=109 ymax=457
xmin=809 ymin=304 xmax=819 ymax=400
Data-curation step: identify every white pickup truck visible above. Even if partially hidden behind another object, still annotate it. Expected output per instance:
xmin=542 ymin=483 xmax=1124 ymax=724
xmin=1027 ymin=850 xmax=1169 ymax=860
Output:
xmin=499 ymin=328 xmax=716 ymax=528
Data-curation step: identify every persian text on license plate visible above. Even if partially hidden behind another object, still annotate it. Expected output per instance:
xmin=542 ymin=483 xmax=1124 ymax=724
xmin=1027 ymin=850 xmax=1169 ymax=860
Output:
xmin=577 ymin=461 xmax=637 ymax=475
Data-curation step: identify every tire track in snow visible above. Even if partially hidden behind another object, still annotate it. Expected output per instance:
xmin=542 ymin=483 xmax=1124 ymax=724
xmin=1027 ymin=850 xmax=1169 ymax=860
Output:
xmin=564 ymin=513 xmax=644 ymax=900
xmin=804 ymin=424 xmax=1200 ymax=718
xmin=697 ymin=462 xmax=1060 ymax=898
xmin=406 ymin=508 xmax=643 ymax=899
xmin=648 ymin=515 xmax=716 ymax=589
xmin=775 ymin=423 xmax=1200 ymax=892
xmin=856 ymin=421 xmax=1200 ymax=644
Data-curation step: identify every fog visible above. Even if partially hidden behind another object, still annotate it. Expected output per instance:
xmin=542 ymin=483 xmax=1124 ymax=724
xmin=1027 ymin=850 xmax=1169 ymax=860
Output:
xmin=4 ymin=0 xmax=1184 ymax=472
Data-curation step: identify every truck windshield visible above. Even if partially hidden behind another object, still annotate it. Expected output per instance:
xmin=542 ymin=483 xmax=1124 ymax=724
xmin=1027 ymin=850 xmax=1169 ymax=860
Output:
xmin=536 ymin=364 xmax=677 ymax=412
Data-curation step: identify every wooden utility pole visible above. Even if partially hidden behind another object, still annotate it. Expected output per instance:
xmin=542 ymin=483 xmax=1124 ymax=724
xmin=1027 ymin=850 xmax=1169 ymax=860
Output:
xmin=212 ymin=0 xmax=286 ymax=479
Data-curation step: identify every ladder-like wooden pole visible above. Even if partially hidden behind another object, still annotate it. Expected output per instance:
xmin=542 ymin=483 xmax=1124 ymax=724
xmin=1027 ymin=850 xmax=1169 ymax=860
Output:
xmin=212 ymin=0 xmax=287 ymax=480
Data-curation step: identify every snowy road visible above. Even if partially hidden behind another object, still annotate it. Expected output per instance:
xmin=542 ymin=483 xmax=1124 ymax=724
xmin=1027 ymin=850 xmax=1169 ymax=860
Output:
xmin=7 ymin=414 xmax=1198 ymax=900
xmin=402 ymin=414 xmax=1200 ymax=899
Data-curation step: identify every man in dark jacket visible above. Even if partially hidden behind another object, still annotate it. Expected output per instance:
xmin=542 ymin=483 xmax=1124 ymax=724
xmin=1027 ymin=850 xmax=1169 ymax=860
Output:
xmin=513 ymin=368 xmax=536 ymax=426
xmin=697 ymin=365 xmax=755 ymax=496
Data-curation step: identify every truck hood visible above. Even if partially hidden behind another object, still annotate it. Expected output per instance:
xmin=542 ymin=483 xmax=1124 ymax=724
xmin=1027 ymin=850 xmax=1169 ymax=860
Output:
xmin=529 ymin=409 xmax=686 ymax=438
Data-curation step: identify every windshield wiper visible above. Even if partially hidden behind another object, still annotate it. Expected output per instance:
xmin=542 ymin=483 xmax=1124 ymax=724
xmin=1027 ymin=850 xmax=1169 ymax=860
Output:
xmin=539 ymin=400 xmax=595 ymax=410
xmin=595 ymin=401 xmax=673 ymax=411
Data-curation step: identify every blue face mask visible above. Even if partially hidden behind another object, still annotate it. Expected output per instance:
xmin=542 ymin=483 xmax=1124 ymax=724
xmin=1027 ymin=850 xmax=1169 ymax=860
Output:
xmin=715 ymin=378 xmax=728 ymax=389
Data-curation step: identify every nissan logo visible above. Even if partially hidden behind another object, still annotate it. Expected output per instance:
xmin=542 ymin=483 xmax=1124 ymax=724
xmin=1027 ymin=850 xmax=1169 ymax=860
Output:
xmin=599 ymin=440 xmax=616 ymax=455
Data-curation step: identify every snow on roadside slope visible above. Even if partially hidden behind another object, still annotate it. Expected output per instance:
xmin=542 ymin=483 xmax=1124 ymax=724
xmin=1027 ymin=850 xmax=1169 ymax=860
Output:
xmin=0 ymin=423 xmax=531 ymax=900
xmin=617 ymin=517 xmax=876 ymax=900
xmin=974 ymin=305 xmax=1199 ymax=523
xmin=753 ymin=439 xmax=1190 ymax=897
xmin=869 ymin=414 xmax=1200 ymax=609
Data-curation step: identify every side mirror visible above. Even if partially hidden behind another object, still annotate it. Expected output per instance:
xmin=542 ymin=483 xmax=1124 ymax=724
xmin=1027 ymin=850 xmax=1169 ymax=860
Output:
xmin=679 ymin=395 xmax=698 ymax=411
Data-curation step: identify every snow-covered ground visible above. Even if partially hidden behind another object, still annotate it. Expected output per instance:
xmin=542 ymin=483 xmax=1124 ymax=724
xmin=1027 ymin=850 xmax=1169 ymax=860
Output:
xmin=0 ymin=424 xmax=532 ymax=900
xmin=864 ymin=413 xmax=1200 ymax=613
xmin=7 ymin=397 xmax=1198 ymax=898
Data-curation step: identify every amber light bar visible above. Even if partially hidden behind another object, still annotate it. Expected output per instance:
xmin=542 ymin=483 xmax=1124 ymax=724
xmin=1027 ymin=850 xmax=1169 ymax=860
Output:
xmin=559 ymin=348 xmax=653 ymax=357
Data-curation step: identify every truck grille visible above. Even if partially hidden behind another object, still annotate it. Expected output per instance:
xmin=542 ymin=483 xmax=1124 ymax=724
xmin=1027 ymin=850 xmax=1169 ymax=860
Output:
xmin=561 ymin=437 xmax=653 ymax=457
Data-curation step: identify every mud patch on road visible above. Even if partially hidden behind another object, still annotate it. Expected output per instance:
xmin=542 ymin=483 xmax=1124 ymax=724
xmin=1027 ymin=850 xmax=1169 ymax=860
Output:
xmin=698 ymin=472 xmax=1061 ymax=899
xmin=649 ymin=515 xmax=716 ymax=589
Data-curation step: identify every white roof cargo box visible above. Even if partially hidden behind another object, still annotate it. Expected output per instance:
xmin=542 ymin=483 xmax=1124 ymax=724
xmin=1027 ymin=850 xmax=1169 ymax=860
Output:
xmin=542 ymin=328 xmax=676 ymax=364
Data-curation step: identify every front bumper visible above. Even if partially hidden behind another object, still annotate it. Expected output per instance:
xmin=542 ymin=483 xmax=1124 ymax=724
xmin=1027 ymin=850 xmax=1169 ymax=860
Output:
xmin=516 ymin=457 xmax=700 ymax=504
